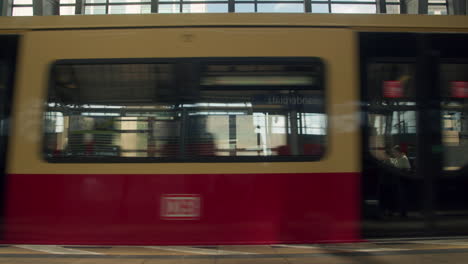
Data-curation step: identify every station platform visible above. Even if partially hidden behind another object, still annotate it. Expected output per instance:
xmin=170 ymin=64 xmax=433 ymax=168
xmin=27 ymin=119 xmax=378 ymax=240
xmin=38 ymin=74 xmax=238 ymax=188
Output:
xmin=1 ymin=237 xmax=468 ymax=264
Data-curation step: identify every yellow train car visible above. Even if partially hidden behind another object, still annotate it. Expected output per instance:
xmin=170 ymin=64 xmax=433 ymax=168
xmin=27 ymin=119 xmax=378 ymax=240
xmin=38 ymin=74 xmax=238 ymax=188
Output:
xmin=1 ymin=14 xmax=468 ymax=244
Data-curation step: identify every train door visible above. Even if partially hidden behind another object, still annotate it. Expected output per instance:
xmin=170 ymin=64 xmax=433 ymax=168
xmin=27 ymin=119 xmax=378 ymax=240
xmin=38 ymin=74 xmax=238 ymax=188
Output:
xmin=361 ymin=32 xmax=468 ymax=237
xmin=361 ymin=33 xmax=424 ymax=236
xmin=431 ymin=34 xmax=468 ymax=235
xmin=0 ymin=35 xmax=18 ymax=234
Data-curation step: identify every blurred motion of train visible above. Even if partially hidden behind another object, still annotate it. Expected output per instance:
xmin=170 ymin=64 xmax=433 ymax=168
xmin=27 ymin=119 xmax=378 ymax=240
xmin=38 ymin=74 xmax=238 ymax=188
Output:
xmin=2 ymin=14 xmax=468 ymax=245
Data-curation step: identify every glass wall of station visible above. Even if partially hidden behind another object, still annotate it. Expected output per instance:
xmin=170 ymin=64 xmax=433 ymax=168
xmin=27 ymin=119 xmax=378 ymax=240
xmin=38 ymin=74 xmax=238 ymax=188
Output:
xmin=7 ymin=0 xmax=448 ymax=16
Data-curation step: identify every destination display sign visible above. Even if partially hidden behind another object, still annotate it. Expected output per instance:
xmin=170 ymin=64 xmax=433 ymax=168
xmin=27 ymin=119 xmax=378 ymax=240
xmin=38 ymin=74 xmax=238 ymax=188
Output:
xmin=451 ymin=81 xmax=468 ymax=98
xmin=383 ymin=80 xmax=404 ymax=98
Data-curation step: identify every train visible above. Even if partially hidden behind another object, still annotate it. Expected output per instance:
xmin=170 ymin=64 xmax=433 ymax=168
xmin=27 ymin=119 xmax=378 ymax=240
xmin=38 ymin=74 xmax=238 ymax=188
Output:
xmin=1 ymin=13 xmax=468 ymax=245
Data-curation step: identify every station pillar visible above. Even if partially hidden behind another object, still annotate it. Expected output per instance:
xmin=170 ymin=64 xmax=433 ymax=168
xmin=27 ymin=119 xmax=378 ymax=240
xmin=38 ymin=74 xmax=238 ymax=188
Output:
xmin=448 ymin=0 xmax=467 ymax=14
xmin=0 ymin=0 xmax=13 ymax=16
xmin=401 ymin=0 xmax=428 ymax=14
xmin=33 ymin=0 xmax=59 ymax=16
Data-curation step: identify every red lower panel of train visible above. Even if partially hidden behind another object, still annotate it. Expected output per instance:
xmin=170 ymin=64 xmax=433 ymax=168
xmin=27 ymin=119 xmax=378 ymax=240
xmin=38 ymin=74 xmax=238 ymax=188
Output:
xmin=2 ymin=172 xmax=360 ymax=245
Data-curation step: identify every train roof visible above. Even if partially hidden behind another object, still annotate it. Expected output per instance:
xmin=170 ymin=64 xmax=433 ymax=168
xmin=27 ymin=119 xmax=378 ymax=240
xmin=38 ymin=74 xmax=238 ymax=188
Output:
xmin=1 ymin=13 xmax=468 ymax=31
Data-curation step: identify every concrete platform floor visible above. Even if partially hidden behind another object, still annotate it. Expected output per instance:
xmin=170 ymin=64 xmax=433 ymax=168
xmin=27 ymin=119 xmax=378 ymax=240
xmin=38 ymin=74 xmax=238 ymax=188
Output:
xmin=2 ymin=237 xmax=468 ymax=263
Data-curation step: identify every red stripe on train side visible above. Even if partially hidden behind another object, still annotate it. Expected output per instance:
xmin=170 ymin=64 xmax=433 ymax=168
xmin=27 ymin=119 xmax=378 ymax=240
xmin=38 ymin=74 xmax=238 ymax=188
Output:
xmin=2 ymin=172 xmax=361 ymax=245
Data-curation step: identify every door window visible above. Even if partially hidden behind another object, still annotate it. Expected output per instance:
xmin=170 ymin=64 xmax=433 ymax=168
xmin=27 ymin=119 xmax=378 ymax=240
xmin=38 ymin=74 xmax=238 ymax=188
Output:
xmin=367 ymin=62 xmax=416 ymax=170
xmin=440 ymin=63 xmax=468 ymax=171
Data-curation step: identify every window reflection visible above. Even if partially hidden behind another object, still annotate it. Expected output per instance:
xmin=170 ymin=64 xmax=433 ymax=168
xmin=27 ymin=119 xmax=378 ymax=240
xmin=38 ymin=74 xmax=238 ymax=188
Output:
xmin=386 ymin=4 xmax=400 ymax=13
xmin=60 ymin=6 xmax=76 ymax=15
xmin=441 ymin=64 xmax=468 ymax=171
xmin=331 ymin=4 xmax=376 ymax=13
xmin=45 ymin=60 xmax=325 ymax=161
xmin=85 ymin=6 xmax=106 ymax=14
xmin=428 ymin=5 xmax=448 ymax=15
xmin=12 ymin=7 xmax=33 ymax=16
xmin=109 ymin=5 xmax=151 ymax=14
xmin=13 ymin=0 xmax=32 ymax=3
xmin=367 ymin=63 xmax=416 ymax=168
xmin=12 ymin=0 xmax=33 ymax=16
xmin=311 ymin=4 xmax=329 ymax=13
xmin=257 ymin=3 xmax=304 ymax=12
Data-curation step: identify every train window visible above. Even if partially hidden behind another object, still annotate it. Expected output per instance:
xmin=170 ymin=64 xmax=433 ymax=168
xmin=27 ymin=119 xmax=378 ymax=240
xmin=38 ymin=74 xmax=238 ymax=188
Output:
xmin=366 ymin=62 xmax=417 ymax=169
xmin=440 ymin=63 xmax=468 ymax=171
xmin=44 ymin=58 xmax=325 ymax=162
